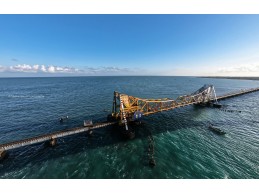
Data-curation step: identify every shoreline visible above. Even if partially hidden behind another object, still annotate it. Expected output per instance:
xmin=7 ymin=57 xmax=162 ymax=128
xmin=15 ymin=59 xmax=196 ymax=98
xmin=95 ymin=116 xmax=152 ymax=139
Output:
xmin=200 ymin=76 xmax=259 ymax=81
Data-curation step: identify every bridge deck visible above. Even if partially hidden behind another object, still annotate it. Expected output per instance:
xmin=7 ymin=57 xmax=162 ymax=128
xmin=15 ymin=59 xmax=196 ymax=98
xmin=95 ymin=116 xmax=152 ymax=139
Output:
xmin=143 ymin=87 xmax=259 ymax=115
xmin=1 ymin=87 xmax=259 ymax=152
xmin=0 ymin=122 xmax=116 ymax=151
xmin=216 ymin=87 xmax=259 ymax=100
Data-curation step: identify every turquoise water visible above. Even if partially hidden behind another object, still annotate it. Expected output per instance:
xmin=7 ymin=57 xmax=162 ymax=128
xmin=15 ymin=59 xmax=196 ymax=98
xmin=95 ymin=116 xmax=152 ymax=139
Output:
xmin=0 ymin=76 xmax=258 ymax=178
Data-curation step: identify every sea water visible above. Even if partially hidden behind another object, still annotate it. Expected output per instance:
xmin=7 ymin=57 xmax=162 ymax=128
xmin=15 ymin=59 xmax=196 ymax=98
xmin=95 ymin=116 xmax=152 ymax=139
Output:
xmin=0 ymin=76 xmax=258 ymax=178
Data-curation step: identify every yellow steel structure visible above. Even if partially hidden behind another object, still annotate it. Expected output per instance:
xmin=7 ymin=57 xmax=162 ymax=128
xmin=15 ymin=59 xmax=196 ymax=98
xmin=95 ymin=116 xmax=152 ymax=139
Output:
xmin=112 ymin=84 xmax=217 ymax=122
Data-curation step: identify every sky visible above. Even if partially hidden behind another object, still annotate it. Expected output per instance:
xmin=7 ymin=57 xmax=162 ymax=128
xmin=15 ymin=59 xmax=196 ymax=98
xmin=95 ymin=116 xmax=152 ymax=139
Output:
xmin=1 ymin=14 xmax=259 ymax=77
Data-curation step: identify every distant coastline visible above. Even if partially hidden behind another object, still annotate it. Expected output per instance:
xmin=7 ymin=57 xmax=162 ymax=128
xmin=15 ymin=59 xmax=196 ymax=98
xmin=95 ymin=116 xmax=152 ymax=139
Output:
xmin=200 ymin=76 xmax=259 ymax=81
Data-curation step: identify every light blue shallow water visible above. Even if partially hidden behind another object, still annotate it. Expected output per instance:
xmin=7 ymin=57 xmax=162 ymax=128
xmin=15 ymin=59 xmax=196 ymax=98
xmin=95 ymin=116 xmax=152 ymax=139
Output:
xmin=0 ymin=76 xmax=258 ymax=178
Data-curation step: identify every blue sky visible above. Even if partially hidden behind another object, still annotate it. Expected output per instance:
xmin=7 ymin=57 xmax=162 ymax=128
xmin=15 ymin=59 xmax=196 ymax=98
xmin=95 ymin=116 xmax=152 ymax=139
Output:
xmin=1 ymin=14 xmax=259 ymax=77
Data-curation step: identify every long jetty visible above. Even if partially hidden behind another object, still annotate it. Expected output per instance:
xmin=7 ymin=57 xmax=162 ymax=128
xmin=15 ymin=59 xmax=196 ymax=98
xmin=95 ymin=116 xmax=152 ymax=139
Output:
xmin=1 ymin=86 xmax=259 ymax=160
xmin=217 ymin=87 xmax=259 ymax=100
xmin=0 ymin=122 xmax=116 ymax=154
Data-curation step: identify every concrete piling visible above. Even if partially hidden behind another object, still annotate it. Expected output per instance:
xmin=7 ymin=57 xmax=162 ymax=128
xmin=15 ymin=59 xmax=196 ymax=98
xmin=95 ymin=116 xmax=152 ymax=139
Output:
xmin=49 ymin=137 xmax=57 ymax=147
xmin=0 ymin=149 xmax=7 ymax=160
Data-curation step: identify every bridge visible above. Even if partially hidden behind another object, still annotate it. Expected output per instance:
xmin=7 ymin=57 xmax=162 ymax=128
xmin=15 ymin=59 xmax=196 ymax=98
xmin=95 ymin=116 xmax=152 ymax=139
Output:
xmin=0 ymin=122 xmax=115 ymax=151
xmin=112 ymin=85 xmax=259 ymax=129
xmin=1 ymin=85 xmax=259 ymax=160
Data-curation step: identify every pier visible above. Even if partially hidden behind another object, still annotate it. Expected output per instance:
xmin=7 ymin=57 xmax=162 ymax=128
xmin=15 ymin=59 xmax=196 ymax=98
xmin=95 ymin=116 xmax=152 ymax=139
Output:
xmin=1 ymin=85 xmax=259 ymax=160
xmin=0 ymin=122 xmax=115 ymax=153
xmin=111 ymin=85 xmax=259 ymax=120
xmin=217 ymin=87 xmax=259 ymax=100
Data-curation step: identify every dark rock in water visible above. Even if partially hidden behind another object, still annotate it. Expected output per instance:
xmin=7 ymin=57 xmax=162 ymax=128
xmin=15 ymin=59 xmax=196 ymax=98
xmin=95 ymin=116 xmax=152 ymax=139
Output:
xmin=60 ymin=116 xmax=69 ymax=123
xmin=149 ymin=158 xmax=156 ymax=167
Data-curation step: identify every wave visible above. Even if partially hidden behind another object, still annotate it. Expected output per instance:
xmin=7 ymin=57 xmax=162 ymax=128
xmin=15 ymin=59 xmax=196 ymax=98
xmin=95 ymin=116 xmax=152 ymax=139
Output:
xmin=7 ymin=95 xmax=45 ymax=99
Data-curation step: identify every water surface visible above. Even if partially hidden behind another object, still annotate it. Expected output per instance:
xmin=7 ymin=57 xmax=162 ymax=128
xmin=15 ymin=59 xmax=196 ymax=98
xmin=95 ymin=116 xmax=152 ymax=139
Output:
xmin=0 ymin=76 xmax=258 ymax=178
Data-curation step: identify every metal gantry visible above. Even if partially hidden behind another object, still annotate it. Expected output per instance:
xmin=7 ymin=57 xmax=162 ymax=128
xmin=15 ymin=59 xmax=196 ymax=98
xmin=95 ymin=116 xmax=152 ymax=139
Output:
xmin=111 ymin=84 xmax=219 ymax=122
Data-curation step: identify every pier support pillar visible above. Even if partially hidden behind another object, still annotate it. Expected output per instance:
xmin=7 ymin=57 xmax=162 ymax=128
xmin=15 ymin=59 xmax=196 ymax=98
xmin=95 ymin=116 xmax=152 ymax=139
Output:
xmin=49 ymin=137 xmax=57 ymax=147
xmin=0 ymin=149 xmax=7 ymax=160
xmin=149 ymin=157 xmax=156 ymax=167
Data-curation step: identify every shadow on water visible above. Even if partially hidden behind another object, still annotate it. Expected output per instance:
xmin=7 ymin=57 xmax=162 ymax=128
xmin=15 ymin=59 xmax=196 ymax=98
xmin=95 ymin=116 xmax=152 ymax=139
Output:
xmin=0 ymin=105 xmax=246 ymax=177
xmin=0 ymin=125 xmax=123 ymax=176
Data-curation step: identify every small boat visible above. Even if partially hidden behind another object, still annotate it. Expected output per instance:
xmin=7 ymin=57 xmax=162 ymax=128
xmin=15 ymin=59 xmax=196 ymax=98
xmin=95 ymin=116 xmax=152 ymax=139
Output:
xmin=212 ymin=103 xmax=222 ymax=108
xmin=208 ymin=125 xmax=226 ymax=135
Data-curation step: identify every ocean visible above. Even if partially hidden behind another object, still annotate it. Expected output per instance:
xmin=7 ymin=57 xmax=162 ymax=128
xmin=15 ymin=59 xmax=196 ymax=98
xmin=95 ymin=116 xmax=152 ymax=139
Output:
xmin=0 ymin=76 xmax=258 ymax=178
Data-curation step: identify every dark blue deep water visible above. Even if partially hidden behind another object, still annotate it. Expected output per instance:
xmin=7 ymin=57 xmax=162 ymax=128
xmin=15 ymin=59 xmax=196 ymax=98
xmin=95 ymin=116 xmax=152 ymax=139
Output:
xmin=0 ymin=76 xmax=258 ymax=178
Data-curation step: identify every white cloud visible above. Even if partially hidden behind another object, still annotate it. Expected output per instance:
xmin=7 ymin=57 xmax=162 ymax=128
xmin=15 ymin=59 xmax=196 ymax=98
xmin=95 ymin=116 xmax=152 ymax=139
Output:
xmin=5 ymin=64 xmax=82 ymax=74
xmin=47 ymin=66 xmax=55 ymax=73
xmin=56 ymin=67 xmax=63 ymax=71
xmin=9 ymin=64 xmax=36 ymax=72
xmin=40 ymin=65 xmax=47 ymax=72
xmin=0 ymin=64 xmax=139 ymax=76
xmin=218 ymin=63 xmax=259 ymax=76
xmin=33 ymin=64 xmax=39 ymax=71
